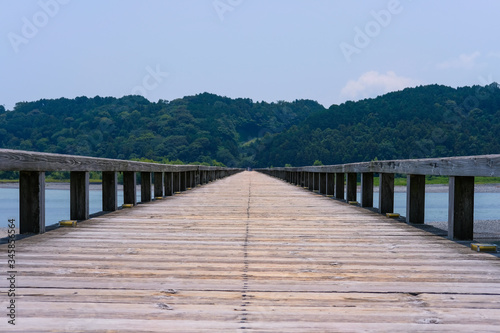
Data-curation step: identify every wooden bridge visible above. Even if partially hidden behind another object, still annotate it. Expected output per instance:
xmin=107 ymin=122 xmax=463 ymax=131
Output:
xmin=1 ymin=150 xmax=500 ymax=332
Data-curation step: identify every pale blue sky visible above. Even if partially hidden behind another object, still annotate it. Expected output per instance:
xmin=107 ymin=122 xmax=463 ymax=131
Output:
xmin=1 ymin=0 xmax=499 ymax=110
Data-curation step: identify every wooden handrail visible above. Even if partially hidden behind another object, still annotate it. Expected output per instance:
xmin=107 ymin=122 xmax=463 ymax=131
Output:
xmin=0 ymin=148 xmax=232 ymax=173
xmin=256 ymin=154 xmax=500 ymax=241
xmin=259 ymin=154 xmax=500 ymax=177
xmin=0 ymin=149 xmax=242 ymax=235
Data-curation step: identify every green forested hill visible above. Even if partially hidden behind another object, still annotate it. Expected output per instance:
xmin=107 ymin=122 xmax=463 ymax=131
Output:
xmin=0 ymin=93 xmax=323 ymax=167
xmin=1 ymin=84 xmax=499 ymax=168
xmin=252 ymin=84 xmax=500 ymax=166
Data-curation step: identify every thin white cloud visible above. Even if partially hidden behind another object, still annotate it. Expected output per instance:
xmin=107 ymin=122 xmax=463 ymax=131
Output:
xmin=436 ymin=52 xmax=481 ymax=70
xmin=340 ymin=71 xmax=421 ymax=101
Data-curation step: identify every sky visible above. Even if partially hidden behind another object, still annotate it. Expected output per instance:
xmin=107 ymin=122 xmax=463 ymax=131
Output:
xmin=1 ymin=0 xmax=499 ymax=111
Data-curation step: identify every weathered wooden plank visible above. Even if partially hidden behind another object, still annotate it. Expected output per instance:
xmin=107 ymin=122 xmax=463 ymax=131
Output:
xmin=1 ymin=171 xmax=499 ymax=332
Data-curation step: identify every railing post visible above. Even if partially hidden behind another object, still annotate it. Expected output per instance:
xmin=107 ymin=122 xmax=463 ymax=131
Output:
xmin=70 ymin=171 xmax=89 ymax=220
xmin=102 ymin=171 xmax=118 ymax=211
xmin=188 ymin=171 xmax=194 ymax=188
xmin=154 ymin=172 xmax=164 ymax=198
xmin=19 ymin=171 xmax=45 ymax=234
xmin=173 ymin=172 xmax=180 ymax=192
xmin=346 ymin=173 xmax=357 ymax=202
xmin=361 ymin=172 xmax=374 ymax=207
xmin=448 ymin=176 xmax=474 ymax=240
xmin=379 ymin=173 xmax=394 ymax=214
xmin=335 ymin=173 xmax=344 ymax=200
xmin=319 ymin=173 xmax=327 ymax=195
xmin=141 ymin=172 xmax=152 ymax=202
xmin=327 ymin=173 xmax=335 ymax=196
xmin=123 ymin=171 xmax=137 ymax=206
xmin=313 ymin=173 xmax=320 ymax=192
xmin=406 ymin=174 xmax=425 ymax=224
xmin=308 ymin=172 xmax=314 ymax=191
xmin=164 ymin=172 xmax=173 ymax=196
xmin=181 ymin=171 xmax=187 ymax=191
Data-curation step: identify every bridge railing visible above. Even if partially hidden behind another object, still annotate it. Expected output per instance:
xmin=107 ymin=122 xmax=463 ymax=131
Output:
xmin=256 ymin=154 xmax=500 ymax=241
xmin=0 ymin=149 xmax=242 ymax=234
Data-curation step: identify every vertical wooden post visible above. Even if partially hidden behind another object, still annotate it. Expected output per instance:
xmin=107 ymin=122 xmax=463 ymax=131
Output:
xmin=70 ymin=171 xmax=89 ymax=221
xmin=19 ymin=171 xmax=45 ymax=234
xmin=180 ymin=171 xmax=187 ymax=191
xmin=327 ymin=173 xmax=335 ymax=196
xmin=379 ymin=173 xmax=394 ymax=214
xmin=406 ymin=174 xmax=425 ymax=224
xmin=314 ymin=173 xmax=320 ymax=192
xmin=320 ymin=173 xmax=327 ymax=194
xmin=102 ymin=171 xmax=118 ymax=211
xmin=335 ymin=173 xmax=344 ymax=200
xmin=164 ymin=172 xmax=173 ymax=196
xmin=196 ymin=170 xmax=201 ymax=186
xmin=172 ymin=172 xmax=179 ymax=192
xmin=123 ymin=171 xmax=137 ymax=206
xmin=346 ymin=173 xmax=357 ymax=202
xmin=308 ymin=173 xmax=314 ymax=191
xmin=154 ymin=172 xmax=163 ymax=198
xmin=141 ymin=172 xmax=152 ymax=202
xmin=361 ymin=173 xmax=374 ymax=208
xmin=448 ymin=176 xmax=474 ymax=240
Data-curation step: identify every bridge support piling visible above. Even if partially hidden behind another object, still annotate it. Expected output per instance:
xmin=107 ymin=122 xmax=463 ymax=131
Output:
xmin=70 ymin=171 xmax=89 ymax=221
xmin=361 ymin=173 xmax=374 ymax=207
xmin=141 ymin=172 xmax=152 ymax=202
xmin=327 ymin=173 xmax=335 ymax=196
xmin=406 ymin=175 xmax=425 ymax=224
xmin=313 ymin=173 xmax=320 ymax=192
xmin=19 ymin=171 xmax=45 ymax=234
xmin=347 ymin=173 xmax=357 ymax=202
xmin=154 ymin=172 xmax=164 ymax=198
xmin=123 ymin=171 xmax=137 ymax=206
xmin=102 ymin=171 xmax=118 ymax=211
xmin=164 ymin=172 xmax=173 ymax=196
xmin=335 ymin=173 xmax=344 ymax=200
xmin=319 ymin=173 xmax=327 ymax=195
xmin=379 ymin=173 xmax=394 ymax=214
xmin=448 ymin=176 xmax=474 ymax=240
xmin=173 ymin=172 xmax=180 ymax=192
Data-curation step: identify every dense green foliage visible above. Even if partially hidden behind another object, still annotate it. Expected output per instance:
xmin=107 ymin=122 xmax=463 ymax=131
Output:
xmin=0 ymin=93 xmax=322 ymax=167
xmin=1 ymin=84 xmax=499 ymax=168
xmin=253 ymin=84 xmax=500 ymax=166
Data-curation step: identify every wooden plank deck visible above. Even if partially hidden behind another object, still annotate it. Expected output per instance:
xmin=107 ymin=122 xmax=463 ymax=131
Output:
xmin=1 ymin=171 xmax=500 ymax=332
